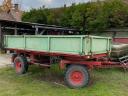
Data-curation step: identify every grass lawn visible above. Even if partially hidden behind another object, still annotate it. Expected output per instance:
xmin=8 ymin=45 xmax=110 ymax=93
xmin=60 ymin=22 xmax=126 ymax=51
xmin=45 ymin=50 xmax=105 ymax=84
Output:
xmin=0 ymin=65 xmax=128 ymax=96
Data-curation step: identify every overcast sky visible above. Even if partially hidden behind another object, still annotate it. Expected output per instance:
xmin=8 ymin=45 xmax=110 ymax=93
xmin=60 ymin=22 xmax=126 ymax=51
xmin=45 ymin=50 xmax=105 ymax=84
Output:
xmin=0 ymin=0 xmax=90 ymax=11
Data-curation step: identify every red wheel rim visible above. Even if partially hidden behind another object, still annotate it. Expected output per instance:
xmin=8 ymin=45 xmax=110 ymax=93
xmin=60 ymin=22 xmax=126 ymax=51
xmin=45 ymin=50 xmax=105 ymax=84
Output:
xmin=15 ymin=61 xmax=22 ymax=72
xmin=70 ymin=71 xmax=84 ymax=85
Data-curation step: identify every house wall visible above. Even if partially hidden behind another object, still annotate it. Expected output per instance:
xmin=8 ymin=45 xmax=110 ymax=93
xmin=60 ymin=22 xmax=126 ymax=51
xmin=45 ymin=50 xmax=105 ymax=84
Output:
xmin=89 ymin=29 xmax=128 ymax=44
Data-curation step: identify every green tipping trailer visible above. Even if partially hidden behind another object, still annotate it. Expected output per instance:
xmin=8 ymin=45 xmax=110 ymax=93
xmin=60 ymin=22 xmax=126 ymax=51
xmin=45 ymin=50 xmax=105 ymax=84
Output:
xmin=4 ymin=35 xmax=115 ymax=88
xmin=4 ymin=35 xmax=111 ymax=55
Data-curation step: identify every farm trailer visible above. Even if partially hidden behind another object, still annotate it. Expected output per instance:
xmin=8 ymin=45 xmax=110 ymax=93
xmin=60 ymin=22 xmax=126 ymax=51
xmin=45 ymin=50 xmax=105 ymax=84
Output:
xmin=4 ymin=35 xmax=128 ymax=88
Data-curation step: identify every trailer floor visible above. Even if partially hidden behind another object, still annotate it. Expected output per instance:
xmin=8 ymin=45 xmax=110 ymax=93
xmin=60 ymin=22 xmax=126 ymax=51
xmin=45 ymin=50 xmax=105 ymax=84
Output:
xmin=0 ymin=64 xmax=128 ymax=96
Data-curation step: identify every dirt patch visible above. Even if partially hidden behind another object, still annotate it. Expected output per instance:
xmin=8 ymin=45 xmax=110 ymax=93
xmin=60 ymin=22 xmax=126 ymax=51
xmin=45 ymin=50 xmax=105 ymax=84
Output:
xmin=0 ymin=54 xmax=12 ymax=68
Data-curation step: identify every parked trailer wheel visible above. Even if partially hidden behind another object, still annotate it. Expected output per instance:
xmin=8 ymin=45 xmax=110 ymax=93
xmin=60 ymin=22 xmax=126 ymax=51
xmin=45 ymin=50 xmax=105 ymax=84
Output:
xmin=14 ymin=56 xmax=28 ymax=75
xmin=11 ymin=53 xmax=17 ymax=64
xmin=65 ymin=65 xmax=90 ymax=88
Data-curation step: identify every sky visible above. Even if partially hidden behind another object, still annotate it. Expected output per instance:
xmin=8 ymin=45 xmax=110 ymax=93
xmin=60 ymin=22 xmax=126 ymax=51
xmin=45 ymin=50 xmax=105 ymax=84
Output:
xmin=0 ymin=0 xmax=90 ymax=11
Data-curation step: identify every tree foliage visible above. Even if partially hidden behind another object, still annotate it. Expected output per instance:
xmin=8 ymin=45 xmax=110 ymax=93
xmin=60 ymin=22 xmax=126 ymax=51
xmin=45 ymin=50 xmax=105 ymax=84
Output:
xmin=22 ymin=0 xmax=128 ymax=33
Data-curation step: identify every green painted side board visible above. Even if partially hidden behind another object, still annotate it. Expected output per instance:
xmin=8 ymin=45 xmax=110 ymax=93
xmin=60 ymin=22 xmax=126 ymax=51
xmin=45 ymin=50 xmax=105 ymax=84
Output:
xmin=4 ymin=35 xmax=112 ymax=55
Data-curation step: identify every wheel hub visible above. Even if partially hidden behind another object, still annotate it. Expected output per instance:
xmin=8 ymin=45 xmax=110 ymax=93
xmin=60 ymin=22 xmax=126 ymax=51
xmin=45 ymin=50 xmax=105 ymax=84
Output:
xmin=16 ymin=61 xmax=22 ymax=72
xmin=70 ymin=71 xmax=84 ymax=85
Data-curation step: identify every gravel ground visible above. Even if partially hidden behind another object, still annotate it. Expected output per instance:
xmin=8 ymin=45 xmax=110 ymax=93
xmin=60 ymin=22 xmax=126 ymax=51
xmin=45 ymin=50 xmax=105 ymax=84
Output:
xmin=0 ymin=54 xmax=12 ymax=68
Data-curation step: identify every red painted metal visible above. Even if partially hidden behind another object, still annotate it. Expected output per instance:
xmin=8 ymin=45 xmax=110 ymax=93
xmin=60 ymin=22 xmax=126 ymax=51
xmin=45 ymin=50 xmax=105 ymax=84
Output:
xmin=6 ymin=48 xmax=108 ymax=60
xmin=6 ymin=48 xmax=125 ymax=70
xmin=70 ymin=71 xmax=83 ymax=85
xmin=15 ymin=60 xmax=22 ymax=72
xmin=48 ymin=31 xmax=62 ymax=35
xmin=60 ymin=60 xmax=101 ymax=69
xmin=101 ymin=61 xmax=120 ymax=65
xmin=113 ymin=38 xmax=128 ymax=44
xmin=59 ymin=60 xmax=124 ymax=69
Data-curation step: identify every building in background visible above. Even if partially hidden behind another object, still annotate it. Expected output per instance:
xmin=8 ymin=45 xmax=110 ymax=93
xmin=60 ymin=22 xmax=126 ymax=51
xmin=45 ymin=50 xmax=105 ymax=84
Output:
xmin=0 ymin=0 xmax=22 ymax=21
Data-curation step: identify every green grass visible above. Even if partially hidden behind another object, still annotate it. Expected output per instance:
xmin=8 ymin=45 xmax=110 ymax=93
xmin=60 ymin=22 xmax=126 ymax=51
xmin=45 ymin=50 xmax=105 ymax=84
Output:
xmin=0 ymin=65 xmax=128 ymax=96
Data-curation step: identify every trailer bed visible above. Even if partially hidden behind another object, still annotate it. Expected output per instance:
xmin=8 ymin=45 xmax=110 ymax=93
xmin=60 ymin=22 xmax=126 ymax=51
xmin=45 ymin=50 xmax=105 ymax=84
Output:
xmin=4 ymin=35 xmax=111 ymax=56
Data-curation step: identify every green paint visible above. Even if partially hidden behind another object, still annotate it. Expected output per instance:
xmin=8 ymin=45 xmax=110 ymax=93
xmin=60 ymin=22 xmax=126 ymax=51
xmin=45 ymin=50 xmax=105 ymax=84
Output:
xmin=4 ymin=35 xmax=112 ymax=55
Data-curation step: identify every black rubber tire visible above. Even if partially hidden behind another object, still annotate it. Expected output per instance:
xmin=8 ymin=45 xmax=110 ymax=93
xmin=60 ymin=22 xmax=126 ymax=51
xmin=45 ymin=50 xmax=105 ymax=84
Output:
xmin=65 ymin=65 xmax=90 ymax=89
xmin=14 ymin=56 xmax=28 ymax=75
xmin=11 ymin=53 xmax=17 ymax=64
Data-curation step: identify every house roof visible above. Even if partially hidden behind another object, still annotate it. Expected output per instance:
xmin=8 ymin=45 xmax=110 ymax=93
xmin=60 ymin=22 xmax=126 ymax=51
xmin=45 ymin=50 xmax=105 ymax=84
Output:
xmin=0 ymin=12 xmax=15 ymax=21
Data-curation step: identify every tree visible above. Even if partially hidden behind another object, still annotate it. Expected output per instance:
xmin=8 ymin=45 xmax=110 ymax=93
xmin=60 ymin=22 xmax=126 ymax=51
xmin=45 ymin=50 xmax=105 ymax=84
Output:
xmin=22 ymin=0 xmax=128 ymax=33
xmin=22 ymin=8 xmax=47 ymax=24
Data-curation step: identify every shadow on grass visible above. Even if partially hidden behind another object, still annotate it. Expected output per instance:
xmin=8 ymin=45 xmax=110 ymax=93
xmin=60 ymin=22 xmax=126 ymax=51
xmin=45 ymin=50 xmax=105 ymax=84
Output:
xmin=27 ymin=64 xmax=65 ymax=86
xmin=27 ymin=65 xmax=128 ymax=87
xmin=2 ymin=64 xmax=127 ymax=88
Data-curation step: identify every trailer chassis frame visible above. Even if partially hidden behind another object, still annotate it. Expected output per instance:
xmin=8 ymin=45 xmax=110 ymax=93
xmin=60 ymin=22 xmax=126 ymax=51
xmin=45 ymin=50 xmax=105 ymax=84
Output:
xmin=6 ymin=48 xmax=127 ymax=69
